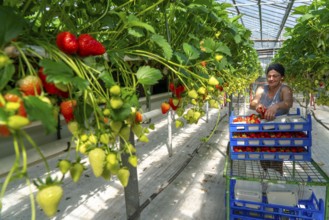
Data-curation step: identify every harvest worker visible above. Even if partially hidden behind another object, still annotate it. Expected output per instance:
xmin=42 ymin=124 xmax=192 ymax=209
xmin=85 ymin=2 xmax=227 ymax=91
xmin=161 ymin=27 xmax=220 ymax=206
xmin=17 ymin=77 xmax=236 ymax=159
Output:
xmin=250 ymin=63 xmax=293 ymax=174
xmin=250 ymin=63 xmax=293 ymax=121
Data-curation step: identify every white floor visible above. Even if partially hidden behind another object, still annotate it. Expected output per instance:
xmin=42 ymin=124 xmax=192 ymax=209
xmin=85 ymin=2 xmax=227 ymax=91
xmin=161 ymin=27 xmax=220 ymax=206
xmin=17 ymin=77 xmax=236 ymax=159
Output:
xmin=1 ymin=99 xmax=329 ymax=220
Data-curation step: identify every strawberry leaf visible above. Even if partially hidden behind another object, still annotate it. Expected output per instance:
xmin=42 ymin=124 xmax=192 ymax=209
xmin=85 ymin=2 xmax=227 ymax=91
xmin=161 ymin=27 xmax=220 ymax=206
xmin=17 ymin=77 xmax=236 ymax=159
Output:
xmin=0 ymin=108 xmax=8 ymax=122
xmin=183 ymin=43 xmax=200 ymax=60
xmin=99 ymin=70 xmax=115 ymax=88
xmin=23 ymin=96 xmax=57 ymax=134
xmin=111 ymin=103 xmax=131 ymax=121
xmin=136 ymin=66 xmax=162 ymax=86
xmin=150 ymin=34 xmax=173 ymax=60
xmin=39 ymin=59 xmax=88 ymax=90
xmin=0 ymin=6 xmax=25 ymax=46
xmin=0 ymin=63 xmax=15 ymax=91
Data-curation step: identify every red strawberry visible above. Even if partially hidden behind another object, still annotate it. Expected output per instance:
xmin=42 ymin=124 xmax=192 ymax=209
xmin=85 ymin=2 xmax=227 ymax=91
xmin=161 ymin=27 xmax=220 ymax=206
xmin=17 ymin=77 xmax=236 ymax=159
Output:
xmin=169 ymin=98 xmax=179 ymax=111
xmin=3 ymin=93 xmax=27 ymax=117
xmin=175 ymin=85 xmax=185 ymax=98
xmin=17 ymin=75 xmax=42 ymax=96
xmin=169 ymin=82 xmax=175 ymax=92
xmin=60 ymin=100 xmax=77 ymax=123
xmin=135 ymin=111 xmax=143 ymax=123
xmin=0 ymin=125 xmax=10 ymax=137
xmin=77 ymin=34 xmax=106 ymax=57
xmin=38 ymin=68 xmax=69 ymax=98
xmin=161 ymin=102 xmax=170 ymax=114
xmin=56 ymin=32 xmax=79 ymax=54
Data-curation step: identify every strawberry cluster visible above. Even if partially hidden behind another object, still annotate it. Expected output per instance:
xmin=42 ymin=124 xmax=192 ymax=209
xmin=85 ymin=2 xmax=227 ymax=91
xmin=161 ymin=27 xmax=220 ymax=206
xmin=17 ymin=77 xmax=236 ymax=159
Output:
xmin=232 ymin=131 xmax=307 ymax=139
xmin=233 ymin=146 xmax=306 ymax=153
xmin=56 ymin=31 xmax=106 ymax=57
xmin=232 ymin=114 xmax=261 ymax=124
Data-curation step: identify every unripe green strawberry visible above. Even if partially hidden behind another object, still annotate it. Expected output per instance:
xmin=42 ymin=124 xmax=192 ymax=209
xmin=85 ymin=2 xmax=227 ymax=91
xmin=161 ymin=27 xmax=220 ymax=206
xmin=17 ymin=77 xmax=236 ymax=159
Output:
xmin=58 ymin=160 xmax=71 ymax=174
xmin=101 ymin=165 xmax=112 ymax=180
xmin=110 ymin=120 xmax=123 ymax=134
xmin=106 ymin=153 xmax=120 ymax=174
xmin=193 ymin=111 xmax=201 ymax=121
xmin=138 ymin=134 xmax=149 ymax=143
xmin=119 ymin=126 xmax=131 ymax=142
xmin=78 ymin=143 xmax=88 ymax=154
xmin=188 ymin=90 xmax=198 ymax=99
xmin=197 ymin=87 xmax=206 ymax=95
xmin=80 ymin=134 xmax=88 ymax=142
xmin=110 ymin=97 xmax=123 ymax=109
xmin=8 ymin=115 xmax=30 ymax=130
xmin=175 ymin=119 xmax=184 ymax=128
xmin=68 ymin=121 xmax=79 ymax=136
xmin=187 ymin=109 xmax=194 ymax=118
xmin=36 ymin=184 xmax=63 ymax=217
xmin=5 ymin=102 xmax=20 ymax=111
xmin=215 ymin=54 xmax=223 ymax=61
xmin=190 ymin=99 xmax=197 ymax=105
xmin=88 ymin=148 xmax=106 ymax=177
xmin=207 ymin=86 xmax=215 ymax=92
xmin=107 ymin=152 xmax=118 ymax=165
xmin=128 ymin=155 xmax=138 ymax=167
xmin=88 ymin=134 xmax=97 ymax=144
xmin=110 ymin=85 xmax=121 ymax=96
xmin=132 ymin=124 xmax=143 ymax=138
xmin=70 ymin=162 xmax=84 ymax=182
xmin=99 ymin=133 xmax=109 ymax=145
xmin=208 ymin=76 xmax=219 ymax=86
xmin=209 ymin=99 xmax=219 ymax=108
xmin=103 ymin=108 xmax=111 ymax=116
xmin=149 ymin=123 xmax=155 ymax=130
xmin=117 ymin=167 xmax=130 ymax=187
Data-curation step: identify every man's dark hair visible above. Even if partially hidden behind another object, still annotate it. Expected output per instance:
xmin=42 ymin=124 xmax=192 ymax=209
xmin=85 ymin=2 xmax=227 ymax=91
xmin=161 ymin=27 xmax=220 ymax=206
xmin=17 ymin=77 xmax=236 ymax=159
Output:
xmin=266 ymin=63 xmax=285 ymax=77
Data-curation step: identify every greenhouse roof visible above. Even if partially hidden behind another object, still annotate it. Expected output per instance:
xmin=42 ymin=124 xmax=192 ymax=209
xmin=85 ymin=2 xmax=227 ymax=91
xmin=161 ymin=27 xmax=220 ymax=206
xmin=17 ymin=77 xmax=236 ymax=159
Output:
xmin=215 ymin=0 xmax=313 ymax=64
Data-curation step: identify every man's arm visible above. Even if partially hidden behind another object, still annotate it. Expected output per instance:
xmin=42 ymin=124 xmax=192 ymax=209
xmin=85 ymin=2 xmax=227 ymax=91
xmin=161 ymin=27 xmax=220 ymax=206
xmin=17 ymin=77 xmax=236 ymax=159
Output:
xmin=250 ymin=86 xmax=264 ymax=110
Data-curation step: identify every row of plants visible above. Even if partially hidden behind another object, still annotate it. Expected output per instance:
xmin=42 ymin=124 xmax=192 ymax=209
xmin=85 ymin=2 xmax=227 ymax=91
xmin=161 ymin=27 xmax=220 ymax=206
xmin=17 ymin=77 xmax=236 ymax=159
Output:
xmin=274 ymin=0 xmax=329 ymax=106
xmin=0 ymin=0 xmax=261 ymax=218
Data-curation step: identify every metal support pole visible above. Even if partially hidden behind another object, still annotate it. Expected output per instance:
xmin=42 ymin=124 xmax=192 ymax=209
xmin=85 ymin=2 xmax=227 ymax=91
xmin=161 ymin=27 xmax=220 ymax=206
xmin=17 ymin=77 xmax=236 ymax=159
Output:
xmin=121 ymin=130 xmax=140 ymax=220
xmin=206 ymin=101 xmax=209 ymax=123
xmin=167 ymin=110 xmax=173 ymax=157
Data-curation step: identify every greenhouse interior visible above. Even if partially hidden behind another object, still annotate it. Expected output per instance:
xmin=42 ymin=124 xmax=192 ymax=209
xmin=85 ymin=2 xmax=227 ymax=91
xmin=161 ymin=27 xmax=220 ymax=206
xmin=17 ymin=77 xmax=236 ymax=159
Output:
xmin=0 ymin=0 xmax=329 ymax=219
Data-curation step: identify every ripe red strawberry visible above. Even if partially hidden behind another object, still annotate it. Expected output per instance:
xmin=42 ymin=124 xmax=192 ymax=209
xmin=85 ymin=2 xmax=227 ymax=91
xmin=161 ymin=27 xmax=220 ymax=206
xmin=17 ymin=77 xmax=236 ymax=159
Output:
xmin=77 ymin=34 xmax=106 ymax=57
xmin=60 ymin=100 xmax=76 ymax=123
xmin=17 ymin=75 xmax=42 ymax=96
xmin=0 ymin=125 xmax=10 ymax=137
xmin=169 ymin=98 xmax=179 ymax=111
xmin=161 ymin=102 xmax=170 ymax=114
xmin=135 ymin=111 xmax=143 ymax=123
xmin=38 ymin=68 xmax=69 ymax=98
xmin=56 ymin=31 xmax=79 ymax=54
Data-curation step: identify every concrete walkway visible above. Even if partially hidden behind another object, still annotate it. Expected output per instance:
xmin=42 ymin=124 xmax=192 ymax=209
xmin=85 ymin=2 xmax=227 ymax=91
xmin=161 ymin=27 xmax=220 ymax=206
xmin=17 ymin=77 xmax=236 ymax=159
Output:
xmin=1 ymin=100 xmax=329 ymax=220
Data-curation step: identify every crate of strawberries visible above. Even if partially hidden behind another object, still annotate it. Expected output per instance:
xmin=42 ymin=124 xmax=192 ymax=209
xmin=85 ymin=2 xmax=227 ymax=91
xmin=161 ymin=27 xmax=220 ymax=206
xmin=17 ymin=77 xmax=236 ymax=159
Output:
xmin=228 ymin=109 xmax=312 ymax=161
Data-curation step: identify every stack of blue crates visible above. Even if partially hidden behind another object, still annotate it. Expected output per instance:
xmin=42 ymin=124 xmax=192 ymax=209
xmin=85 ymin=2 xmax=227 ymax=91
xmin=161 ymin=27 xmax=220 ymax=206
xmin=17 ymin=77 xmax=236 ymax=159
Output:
xmin=227 ymin=108 xmax=325 ymax=220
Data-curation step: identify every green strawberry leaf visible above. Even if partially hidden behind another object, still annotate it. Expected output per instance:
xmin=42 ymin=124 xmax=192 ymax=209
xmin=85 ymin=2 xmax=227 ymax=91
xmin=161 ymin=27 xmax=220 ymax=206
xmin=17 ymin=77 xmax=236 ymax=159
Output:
xmin=39 ymin=59 xmax=89 ymax=90
xmin=183 ymin=43 xmax=200 ymax=60
xmin=126 ymin=14 xmax=155 ymax=33
xmin=23 ymin=96 xmax=57 ymax=134
xmin=136 ymin=66 xmax=162 ymax=86
xmin=99 ymin=70 xmax=116 ymax=88
xmin=111 ymin=103 xmax=131 ymax=121
xmin=174 ymin=52 xmax=188 ymax=64
xmin=0 ymin=6 xmax=25 ymax=46
xmin=121 ymin=88 xmax=139 ymax=108
xmin=128 ymin=28 xmax=145 ymax=38
xmin=0 ymin=63 xmax=15 ymax=91
xmin=150 ymin=34 xmax=173 ymax=60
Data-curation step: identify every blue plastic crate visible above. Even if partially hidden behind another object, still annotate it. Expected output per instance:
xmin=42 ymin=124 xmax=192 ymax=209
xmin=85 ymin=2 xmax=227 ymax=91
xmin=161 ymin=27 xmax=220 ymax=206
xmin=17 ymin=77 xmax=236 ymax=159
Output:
xmin=229 ymin=109 xmax=312 ymax=133
xmin=229 ymin=179 xmax=324 ymax=220
xmin=230 ymin=146 xmax=312 ymax=161
xmin=230 ymin=137 xmax=312 ymax=147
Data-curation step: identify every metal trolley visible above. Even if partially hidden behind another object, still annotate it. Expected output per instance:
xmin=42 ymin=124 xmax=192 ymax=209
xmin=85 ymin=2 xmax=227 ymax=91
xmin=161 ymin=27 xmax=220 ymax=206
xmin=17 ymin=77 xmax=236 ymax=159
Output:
xmin=224 ymin=109 xmax=329 ymax=220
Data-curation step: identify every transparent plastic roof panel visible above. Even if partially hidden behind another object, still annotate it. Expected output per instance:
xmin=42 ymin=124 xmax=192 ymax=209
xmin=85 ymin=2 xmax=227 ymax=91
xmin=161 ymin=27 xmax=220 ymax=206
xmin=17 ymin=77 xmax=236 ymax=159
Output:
xmin=215 ymin=0 xmax=313 ymax=60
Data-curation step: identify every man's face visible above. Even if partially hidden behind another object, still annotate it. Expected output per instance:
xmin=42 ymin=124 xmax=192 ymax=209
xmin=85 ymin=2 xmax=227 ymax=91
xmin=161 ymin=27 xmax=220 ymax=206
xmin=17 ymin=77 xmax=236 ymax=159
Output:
xmin=267 ymin=70 xmax=282 ymax=86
